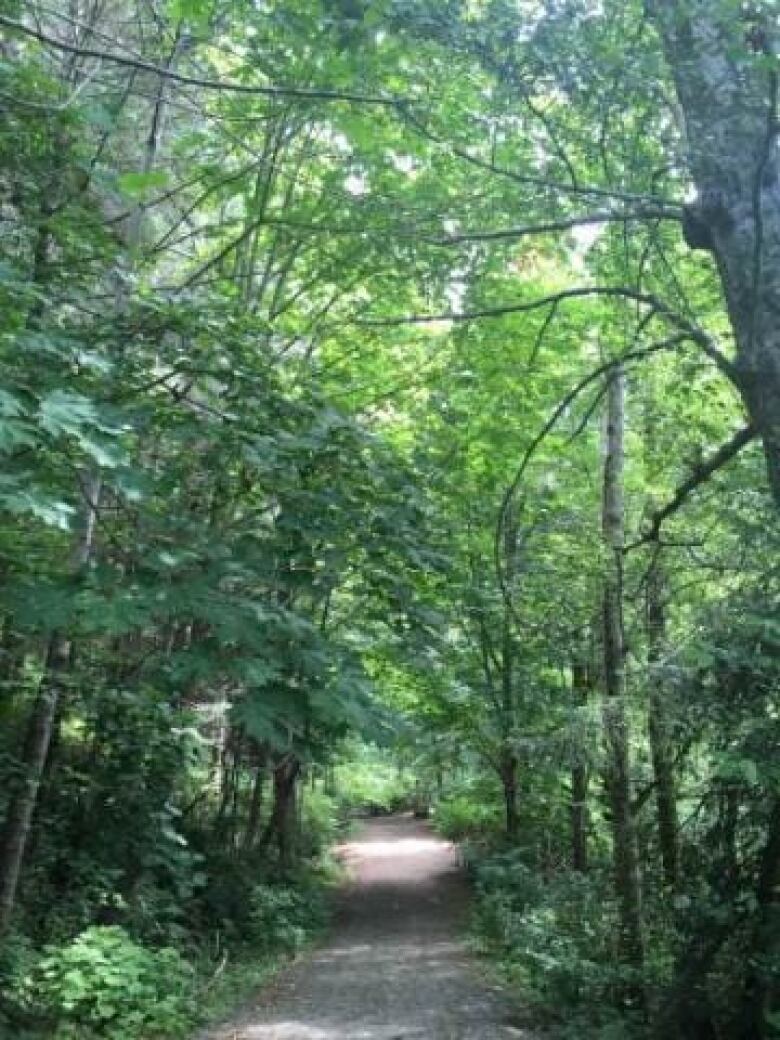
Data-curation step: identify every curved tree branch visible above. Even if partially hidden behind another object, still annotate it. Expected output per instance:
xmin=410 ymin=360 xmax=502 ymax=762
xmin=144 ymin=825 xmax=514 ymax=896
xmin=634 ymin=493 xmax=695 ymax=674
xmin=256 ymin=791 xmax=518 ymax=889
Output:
xmin=625 ymin=424 xmax=758 ymax=552
xmin=493 ymin=333 xmax=692 ymax=618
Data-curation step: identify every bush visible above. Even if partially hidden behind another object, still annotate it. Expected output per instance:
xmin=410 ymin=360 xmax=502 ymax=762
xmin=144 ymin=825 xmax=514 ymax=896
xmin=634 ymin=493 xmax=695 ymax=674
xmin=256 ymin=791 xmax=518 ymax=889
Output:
xmin=299 ymin=789 xmax=341 ymax=858
xmin=433 ymin=793 xmax=503 ymax=843
xmin=471 ymin=849 xmax=628 ymax=1015
xmin=32 ymin=926 xmax=194 ymax=1040
xmin=0 ymin=929 xmax=41 ymax=1038
xmin=331 ymin=744 xmax=414 ymax=815
xmin=246 ymin=878 xmax=327 ymax=954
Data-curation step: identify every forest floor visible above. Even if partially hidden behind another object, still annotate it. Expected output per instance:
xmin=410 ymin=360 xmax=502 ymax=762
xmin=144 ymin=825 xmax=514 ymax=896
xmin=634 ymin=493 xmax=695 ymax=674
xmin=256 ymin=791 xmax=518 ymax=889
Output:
xmin=195 ymin=814 xmax=533 ymax=1040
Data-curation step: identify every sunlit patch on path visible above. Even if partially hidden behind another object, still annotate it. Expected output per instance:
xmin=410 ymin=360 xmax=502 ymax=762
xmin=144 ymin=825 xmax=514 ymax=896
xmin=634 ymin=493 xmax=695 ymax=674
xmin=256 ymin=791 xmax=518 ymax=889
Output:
xmin=196 ymin=816 xmax=531 ymax=1040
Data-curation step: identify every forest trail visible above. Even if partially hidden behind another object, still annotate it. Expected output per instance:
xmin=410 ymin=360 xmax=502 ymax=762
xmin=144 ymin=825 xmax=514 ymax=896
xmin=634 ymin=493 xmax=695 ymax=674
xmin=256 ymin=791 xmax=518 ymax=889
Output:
xmin=197 ymin=815 xmax=530 ymax=1040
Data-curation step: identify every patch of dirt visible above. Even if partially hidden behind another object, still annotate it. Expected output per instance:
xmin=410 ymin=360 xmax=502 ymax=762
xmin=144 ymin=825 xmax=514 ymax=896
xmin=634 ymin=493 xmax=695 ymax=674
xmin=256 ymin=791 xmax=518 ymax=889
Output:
xmin=196 ymin=815 xmax=533 ymax=1040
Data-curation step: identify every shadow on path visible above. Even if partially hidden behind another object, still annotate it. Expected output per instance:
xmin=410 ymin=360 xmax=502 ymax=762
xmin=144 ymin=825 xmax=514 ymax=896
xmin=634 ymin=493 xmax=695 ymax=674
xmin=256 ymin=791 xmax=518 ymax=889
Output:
xmin=197 ymin=815 xmax=531 ymax=1040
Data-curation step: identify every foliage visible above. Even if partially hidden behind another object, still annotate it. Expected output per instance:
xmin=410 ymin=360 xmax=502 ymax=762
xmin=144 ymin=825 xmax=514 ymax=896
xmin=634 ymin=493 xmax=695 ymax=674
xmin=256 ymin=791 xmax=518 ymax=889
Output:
xmin=330 ymin=743 xmax=416 ymax=816
xmin=31 ymin=927 xmax=194 ymax=1040
xmin=473 ymin=851 xmax=632 ymax=1015
xmin=246 ymin=877 xmax=329 ymax=954
xmin=1 ymin=0 xmax=780 ymax=1038
xmin=433 ymin=786 xmax=504 ymax=845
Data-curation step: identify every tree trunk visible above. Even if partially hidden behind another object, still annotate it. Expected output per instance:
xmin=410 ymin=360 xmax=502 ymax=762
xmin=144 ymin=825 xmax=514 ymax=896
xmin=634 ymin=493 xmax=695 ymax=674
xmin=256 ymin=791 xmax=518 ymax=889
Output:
xmin=601 ymin=369 xmax=644 ymax=979
xmin=733 ymin=796 xmax=780 ymax=1040
xmin=0 ymin=472 xmax=100 ymax=937
xmin=646 ymin=552 xmax=679 ymax=889
xmin=651 ymin=1 xmax=780 ymax=506
xmin=243 ymin=759 xmax=266 ymax=852
xmin=500 ymin=751 xmax=519 ymax=841
xmin=0 ymin=634 xmax=70 ymax=936
xmin=499 ymin=505 xmax=519 ymax=841
xmin=261 ymin=757 xmax=300 ymax=868
xmin=571 ymin=660 xmax=590 ymax=873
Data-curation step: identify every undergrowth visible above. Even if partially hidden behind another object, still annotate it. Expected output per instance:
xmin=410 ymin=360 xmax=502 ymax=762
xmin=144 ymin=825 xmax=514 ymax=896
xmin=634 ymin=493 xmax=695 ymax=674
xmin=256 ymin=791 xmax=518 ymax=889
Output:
xmin=0 ymin=834 xmax=339 ymax=1040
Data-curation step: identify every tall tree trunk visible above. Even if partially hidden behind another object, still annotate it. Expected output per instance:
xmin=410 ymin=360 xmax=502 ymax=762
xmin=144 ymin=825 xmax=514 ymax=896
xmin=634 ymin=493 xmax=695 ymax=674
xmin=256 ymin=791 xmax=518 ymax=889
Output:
xmin=571 ymin=659 xmax=590 ymax=873
xmin=601 ymin=369 xmax=644 ymax=978
xmin=499 ymin=504 xmax=519 ymax=840
xmin=0 ymin=474 xmax=100 ymax=936
xmin=0 ymin=633 xmax=70 ymax=936
xmin=650 ymin=1 xmax=780 ymax=505
xmin=733 ymin=796 xmax=780 ymax=1040
xmin=646 ymin=551 xmax=679 ymax=889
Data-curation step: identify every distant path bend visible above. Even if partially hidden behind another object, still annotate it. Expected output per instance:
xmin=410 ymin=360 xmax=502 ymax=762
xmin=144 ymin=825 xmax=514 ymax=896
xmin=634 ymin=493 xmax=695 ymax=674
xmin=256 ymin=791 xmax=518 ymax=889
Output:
xmin=197 ymin=815 xmax=531 ymax=1040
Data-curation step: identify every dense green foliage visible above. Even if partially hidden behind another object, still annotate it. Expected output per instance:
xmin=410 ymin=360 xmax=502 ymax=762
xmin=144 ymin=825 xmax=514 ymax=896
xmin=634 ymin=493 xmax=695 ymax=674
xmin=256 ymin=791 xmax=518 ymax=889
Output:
xmin=1 ymin=1 xmax=779 ymax=1038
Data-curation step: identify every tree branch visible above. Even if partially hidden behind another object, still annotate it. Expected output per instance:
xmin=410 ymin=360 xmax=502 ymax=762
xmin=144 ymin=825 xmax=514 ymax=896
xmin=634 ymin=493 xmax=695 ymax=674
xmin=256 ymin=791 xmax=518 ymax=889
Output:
xmin=493 ymin=333 xmax=692 ymax=616
xmin=625 ymin=424 xmax=758 ymax=551
xmin=430 ymin=208 xmax=680 ymax=246
xmin=355 ymin=286 xmax=664 ymax=326
xmin=0 ymin=15 xmax=400 ymax=106
xmin=400 ymin=107 xmax=682 ymax=210
xmin=352 ymin=284 xmax=735 ymax=378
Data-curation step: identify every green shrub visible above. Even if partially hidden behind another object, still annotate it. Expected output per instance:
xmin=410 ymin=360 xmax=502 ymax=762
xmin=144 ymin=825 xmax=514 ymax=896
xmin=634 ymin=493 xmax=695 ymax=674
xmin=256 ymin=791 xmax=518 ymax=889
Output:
xmin=246 ymin=878 xmax=327 ymax=954
xmin=433 ymin=793 xmax=503 ymax=843
xmin=299 ymin=789 xmax=341 ymax=857
xmin=32 ymin=926 xmax=194 ymax=1039
xmin=471 ymin=850 xmax=628 ymax=1014
xmin=331 ymin=744 xmax=414 ymax=815
xmin=0 ymin=929 xmax=41 ymax=1037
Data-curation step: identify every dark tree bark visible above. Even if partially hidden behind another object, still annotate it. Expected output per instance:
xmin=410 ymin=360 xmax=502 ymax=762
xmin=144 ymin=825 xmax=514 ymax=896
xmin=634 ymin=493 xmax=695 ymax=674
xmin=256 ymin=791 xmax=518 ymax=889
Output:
xmin=243 ymin=756 xmax=267 ymax=852
xmin=500 ymin=751 xmax=519 ymax=841
xmin=261 ymin=756 xmax=301 ymax=868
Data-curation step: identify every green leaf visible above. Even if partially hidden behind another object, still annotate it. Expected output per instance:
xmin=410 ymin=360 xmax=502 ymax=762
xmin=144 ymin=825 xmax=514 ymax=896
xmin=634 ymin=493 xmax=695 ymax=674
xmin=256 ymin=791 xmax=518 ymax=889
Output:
xmin=117 ymin=170 xmax=170 ymax=198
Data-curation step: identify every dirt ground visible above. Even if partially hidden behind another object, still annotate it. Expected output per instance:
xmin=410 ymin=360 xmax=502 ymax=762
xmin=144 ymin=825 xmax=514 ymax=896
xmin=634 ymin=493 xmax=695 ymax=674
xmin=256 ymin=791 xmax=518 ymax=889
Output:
xmin=196 ymin=815 xmax=532 ymax=1040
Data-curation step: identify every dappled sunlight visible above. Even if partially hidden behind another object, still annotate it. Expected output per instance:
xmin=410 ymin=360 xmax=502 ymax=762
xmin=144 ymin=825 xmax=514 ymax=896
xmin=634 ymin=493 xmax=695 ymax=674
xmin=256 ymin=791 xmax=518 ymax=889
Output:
xmin=317 ymin=939 xmax=463 ymax=963
xmin=339 ymin=837 xmax=451 ymax=858
xmin=239 ymin=1024 xmax=430 ymax=1040
xmin=200 ymin=818 xmax=518 ymax=1040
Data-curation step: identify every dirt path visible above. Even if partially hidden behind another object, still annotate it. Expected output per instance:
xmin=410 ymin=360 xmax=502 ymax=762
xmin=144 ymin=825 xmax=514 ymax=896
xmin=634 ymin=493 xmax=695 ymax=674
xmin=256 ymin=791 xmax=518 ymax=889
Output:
xmin=197 ymin=815 xmax=531 ymax=1040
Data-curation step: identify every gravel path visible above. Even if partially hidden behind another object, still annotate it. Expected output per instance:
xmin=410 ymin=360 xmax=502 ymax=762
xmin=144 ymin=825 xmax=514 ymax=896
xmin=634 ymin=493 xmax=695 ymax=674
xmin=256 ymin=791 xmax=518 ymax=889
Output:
xmin=197 ymin=815 xmax=532 ymax=1040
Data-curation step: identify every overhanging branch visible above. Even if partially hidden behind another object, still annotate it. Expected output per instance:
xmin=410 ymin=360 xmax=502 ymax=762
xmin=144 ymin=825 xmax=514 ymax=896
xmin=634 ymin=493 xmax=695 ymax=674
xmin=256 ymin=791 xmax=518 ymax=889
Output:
xmin=494 ymin=333 xmax=692 ymax=618
xmin=625 ymin=424 xmax=757 ymax=552
xmin=430 ymin=208 xmax=681 ymax=246
xmin=352 ymin=285 xmax=735 ymax=378
xmin=0 ymin=16 xmax=400 ymax=106
xmin=354 ymin=286 xmax=663 ymax=326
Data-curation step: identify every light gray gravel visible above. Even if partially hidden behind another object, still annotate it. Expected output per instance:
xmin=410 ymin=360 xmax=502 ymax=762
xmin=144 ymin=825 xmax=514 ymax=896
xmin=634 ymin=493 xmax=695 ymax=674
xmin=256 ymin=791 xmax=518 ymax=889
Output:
xmin=196 ymin=815 xmax=533 ymax=1040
